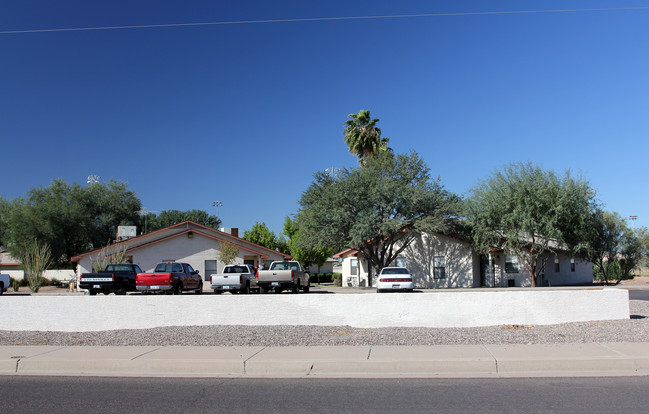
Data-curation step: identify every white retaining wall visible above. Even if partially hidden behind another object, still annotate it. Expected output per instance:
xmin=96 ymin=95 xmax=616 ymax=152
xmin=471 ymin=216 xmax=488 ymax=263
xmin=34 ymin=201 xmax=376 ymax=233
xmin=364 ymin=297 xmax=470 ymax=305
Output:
xmin=0 ymin=289 xmax=629 ymax=332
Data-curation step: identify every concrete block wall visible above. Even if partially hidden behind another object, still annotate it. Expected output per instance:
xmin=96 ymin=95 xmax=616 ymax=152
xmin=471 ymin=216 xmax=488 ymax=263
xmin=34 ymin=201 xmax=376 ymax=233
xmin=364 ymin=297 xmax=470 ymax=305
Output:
xmin=0 ymin=288 xmax=629 ymax=332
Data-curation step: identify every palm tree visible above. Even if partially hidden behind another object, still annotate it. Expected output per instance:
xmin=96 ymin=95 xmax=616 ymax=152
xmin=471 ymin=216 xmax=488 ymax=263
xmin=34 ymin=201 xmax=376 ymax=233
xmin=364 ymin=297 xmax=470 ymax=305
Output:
xmin=344 ymin=109 xmax=390 ymax=166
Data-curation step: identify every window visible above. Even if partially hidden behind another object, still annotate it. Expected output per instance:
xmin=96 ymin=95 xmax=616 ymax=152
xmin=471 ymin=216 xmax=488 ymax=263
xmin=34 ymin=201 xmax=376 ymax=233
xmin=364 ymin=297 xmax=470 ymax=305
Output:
xmin=554 ymin=255 xmax=560 ymax=273
xmin=205 ymin=260 xmax=217 ymax=281
xmin=350 ymin=258 xmax=358 ymax=275
xmin=505 ymin=255 xmax=519 ymax=273
xmin=571 ymin=257 xmax=575 ymax=272
xmin=381 ymin=268 xmax=409 ymax=275
xmin=433 ymin=256 xmax=445 ymax=279
xmin=396 ymin=257 xmax=407 ymax=268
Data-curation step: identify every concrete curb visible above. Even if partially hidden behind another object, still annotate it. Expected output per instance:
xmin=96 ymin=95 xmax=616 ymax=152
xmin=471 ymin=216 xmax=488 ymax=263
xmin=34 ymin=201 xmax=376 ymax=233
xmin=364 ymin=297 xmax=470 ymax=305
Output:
xmin=1 ymin=343 xmax=648 ymax=378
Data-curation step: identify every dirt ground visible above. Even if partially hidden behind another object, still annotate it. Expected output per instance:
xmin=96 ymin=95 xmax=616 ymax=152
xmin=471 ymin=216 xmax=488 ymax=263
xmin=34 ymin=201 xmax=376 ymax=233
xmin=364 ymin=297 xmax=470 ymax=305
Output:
xmin=618 ymin=276 xmax=649 ymax=287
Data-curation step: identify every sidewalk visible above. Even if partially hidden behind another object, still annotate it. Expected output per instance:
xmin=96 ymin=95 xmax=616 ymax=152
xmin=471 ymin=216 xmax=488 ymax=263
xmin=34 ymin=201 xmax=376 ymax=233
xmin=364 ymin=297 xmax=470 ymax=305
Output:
xmin=1 ymin=343 xmax=648 ymax=378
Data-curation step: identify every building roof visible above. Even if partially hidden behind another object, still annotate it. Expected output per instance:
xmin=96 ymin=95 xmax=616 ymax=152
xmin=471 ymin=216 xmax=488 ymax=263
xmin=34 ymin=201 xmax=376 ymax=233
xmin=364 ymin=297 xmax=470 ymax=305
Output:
xmin=71 ymin=220 xmax=291 ymax=262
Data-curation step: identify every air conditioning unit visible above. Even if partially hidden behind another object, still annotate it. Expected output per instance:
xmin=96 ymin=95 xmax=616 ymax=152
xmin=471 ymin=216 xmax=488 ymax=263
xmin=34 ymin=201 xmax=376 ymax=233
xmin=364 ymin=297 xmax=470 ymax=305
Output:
xmin=117 ymin=226 xmax=137 ymax=241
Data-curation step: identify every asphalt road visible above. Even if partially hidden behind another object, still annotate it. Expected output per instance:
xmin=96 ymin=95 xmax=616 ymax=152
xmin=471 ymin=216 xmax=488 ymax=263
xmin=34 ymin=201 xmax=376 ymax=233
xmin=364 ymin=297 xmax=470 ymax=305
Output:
xmin=3 ymin=376 xmax=649 ymax=413
xmin=629 ymin=289 xmax=649 ymax=301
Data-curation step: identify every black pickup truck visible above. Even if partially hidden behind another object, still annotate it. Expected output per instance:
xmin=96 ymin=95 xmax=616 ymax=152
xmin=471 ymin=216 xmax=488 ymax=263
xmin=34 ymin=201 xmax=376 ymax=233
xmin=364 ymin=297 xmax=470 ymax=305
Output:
xmin=79 ymin=263 xmax=143 ymax=295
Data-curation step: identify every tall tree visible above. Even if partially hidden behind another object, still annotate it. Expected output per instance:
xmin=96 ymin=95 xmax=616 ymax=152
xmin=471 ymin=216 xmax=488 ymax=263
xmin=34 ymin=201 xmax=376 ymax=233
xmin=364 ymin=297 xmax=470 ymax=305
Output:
xmin=297 ymin=151 xmax=459 ymax=286
xmin=243 ymin=222 xmax=278 ymax=250
xmin=82 ymin=179 xmax=141 ymax=245
xmin=283 ymin=216 xmax=334 ymax=269
xmin=147 ymin=209 xmax=221 ymax=232
xmin=466 ymin=162 xmax=596 ymax=287
xmin=344 ymin=109 xmax=390 ymax=166
xmin=3 ymin=179 xmax=141 ymax=266
xmin=0 ymin=197 xmax=10 ymax=249
xmin=586 ymin=210 xmax=646 ymax=284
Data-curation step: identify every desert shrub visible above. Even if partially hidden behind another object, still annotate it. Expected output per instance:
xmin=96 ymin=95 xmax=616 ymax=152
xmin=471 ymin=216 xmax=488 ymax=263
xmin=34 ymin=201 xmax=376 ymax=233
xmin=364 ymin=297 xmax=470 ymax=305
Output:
xmin=20 ymin=242 xmax=52 ymax=293
xmin=10 ymin=277 xmax=20 ymax=292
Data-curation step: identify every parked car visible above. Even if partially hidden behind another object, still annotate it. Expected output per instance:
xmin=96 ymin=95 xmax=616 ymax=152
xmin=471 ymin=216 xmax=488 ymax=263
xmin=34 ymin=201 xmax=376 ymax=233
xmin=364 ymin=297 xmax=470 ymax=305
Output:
xmin=136 ymin=262 xmax=203 ymax=294
xmin=211 ymin=264 xmax=257 ymax=294
xmin=376 ymin=267 xmax=414 ymax=293
xmin=0 ymin=274 xmax=9 ymax=295
xmin=79 ymin=263 xmax=143 ymax=295
xmin=256 ymin=261 xmax=310 ymax=294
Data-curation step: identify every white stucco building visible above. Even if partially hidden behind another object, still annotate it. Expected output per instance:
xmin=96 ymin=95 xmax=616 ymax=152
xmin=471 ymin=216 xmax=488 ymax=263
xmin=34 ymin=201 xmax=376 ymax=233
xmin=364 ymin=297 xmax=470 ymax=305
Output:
xmin=334 ymin=232 xmax=593 ymax=288
xmin=71 ymin=221 xmax=290 ymax=281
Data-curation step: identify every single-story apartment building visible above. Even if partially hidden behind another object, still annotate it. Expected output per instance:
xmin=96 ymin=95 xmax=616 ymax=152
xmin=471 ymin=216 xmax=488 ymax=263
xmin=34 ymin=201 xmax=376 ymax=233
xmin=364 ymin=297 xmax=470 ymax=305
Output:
xmin=334 ymin=232 xmax=593 ymax=288
xmin=71 ymin=221 xmax=291 ymax=282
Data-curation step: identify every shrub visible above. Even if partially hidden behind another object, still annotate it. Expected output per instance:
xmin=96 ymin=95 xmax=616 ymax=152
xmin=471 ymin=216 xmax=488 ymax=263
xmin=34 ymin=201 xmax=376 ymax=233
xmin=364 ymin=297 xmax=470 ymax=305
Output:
xmin=20 ymin=242 xmax=53 ymax=293
xmin=10 ymin=277 xmax=20 ymax=292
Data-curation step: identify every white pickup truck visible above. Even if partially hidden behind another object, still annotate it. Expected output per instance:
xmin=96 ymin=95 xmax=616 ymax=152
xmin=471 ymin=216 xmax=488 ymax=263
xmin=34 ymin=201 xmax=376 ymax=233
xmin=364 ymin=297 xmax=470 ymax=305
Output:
xmin=0 ymin=274 xmax=9 ymax=295
xmin=256 ymin=261 xmax=310 ymax=294
xmin=210 ymin=264 xmax=257 ymax=294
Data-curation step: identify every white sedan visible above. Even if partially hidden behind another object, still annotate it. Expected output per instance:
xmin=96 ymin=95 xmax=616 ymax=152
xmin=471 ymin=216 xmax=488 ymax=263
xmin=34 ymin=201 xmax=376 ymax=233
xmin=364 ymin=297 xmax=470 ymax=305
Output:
xmin=376 ymin=267 xmax=414 ymax=293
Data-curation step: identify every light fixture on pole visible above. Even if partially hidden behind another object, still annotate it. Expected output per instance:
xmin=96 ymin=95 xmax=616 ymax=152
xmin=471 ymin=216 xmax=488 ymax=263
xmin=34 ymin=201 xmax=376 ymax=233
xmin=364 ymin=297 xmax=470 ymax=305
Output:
xmin=628 ymin=215 xmax=638 ymax=232
xmin=212 ymin=201 xmax=223 ymax=221
xmin=325 ymin=167 xmax=340 ymax=178
xmin=137 ymin=208 xmax=158 ymax=234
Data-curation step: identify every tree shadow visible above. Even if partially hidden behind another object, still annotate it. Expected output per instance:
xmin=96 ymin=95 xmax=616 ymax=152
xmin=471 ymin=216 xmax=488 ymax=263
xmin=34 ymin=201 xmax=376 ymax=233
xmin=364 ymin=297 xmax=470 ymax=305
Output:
xmin=404 ymin=233 xmax=475 ymax=288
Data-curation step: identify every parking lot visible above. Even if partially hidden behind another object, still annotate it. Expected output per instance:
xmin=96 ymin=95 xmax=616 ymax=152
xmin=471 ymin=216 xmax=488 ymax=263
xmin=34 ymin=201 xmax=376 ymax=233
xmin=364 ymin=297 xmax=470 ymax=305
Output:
xmin=3 ymin=284 xmax=378 ymax=296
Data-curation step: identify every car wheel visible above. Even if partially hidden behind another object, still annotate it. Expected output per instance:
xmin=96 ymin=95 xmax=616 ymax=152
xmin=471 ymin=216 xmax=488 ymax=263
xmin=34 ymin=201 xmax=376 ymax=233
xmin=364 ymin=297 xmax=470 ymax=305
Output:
xmin=0 ymin=282 xmax=4 ymax=295
xmin=376 ymin=288 xmax=381 ymax=293
xmin=241 ymin=282 xmax=250 ymax=294
xmin=214 ymin=290 xmax=222 ymax=294
xmin=117 ymin=284 xmax=127 ymax=295
xmin=89 ymin=290 xmax=97 ymax=296
xmin=274 ymin=287 xmax=282 ymax=294
xmin=196 ymin=282 xmax=203 ymax=294
xmin=293 ymin=282 xmax=299 ymax=294
xmin=174 ymin=283 xmax=183 ymax=295
xmin=303 ymin=282 xmax=310 ymax=293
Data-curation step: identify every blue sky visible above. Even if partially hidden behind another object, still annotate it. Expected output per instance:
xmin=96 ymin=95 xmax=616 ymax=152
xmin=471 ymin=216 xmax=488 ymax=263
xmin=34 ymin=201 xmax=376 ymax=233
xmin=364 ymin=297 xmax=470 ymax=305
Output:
xmin=2 ymin=0 xmax=648 ymax=236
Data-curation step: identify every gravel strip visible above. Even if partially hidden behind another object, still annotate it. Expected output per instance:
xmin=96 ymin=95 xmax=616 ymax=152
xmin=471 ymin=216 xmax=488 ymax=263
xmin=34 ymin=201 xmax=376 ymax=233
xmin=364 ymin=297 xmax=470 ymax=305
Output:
xmin=1 ymin=301 xmax=647 ymax=347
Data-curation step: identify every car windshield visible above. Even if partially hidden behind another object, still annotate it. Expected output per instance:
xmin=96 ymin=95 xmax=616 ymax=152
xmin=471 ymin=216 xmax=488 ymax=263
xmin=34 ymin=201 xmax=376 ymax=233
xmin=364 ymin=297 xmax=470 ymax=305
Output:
xmin=381 ymin=268 xmax=409 ymax=275
xmin=224 ymin=266 xmax=248 ymax=274
xmin=154 ymin=263 xmax=180 ymax=273
xmin=106 ymin=264 xmax=132 ymax=272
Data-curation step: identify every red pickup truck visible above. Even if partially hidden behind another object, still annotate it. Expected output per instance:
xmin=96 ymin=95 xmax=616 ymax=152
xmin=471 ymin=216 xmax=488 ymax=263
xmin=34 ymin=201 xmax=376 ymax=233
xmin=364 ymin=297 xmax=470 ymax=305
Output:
xmin=136 ymin=262 xmax=203 ymax=294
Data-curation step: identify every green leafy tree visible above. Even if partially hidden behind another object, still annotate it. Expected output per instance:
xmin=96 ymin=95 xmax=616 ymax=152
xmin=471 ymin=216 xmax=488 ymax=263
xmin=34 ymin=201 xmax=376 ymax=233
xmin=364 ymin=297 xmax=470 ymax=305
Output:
xmin=297 ymin=151 xmax=459 ymax=286
xmin=4 ymin=179 xmax=141 ymax=266
xmin=82 ymin=179 xmax=142 ymax=245
xmin=0 ymin=197 xmax=11 ymax=248
xmin=147 ymin=209 xmax=221 ymax=232
xmin=243 ymin=222 xmax=278 ymax=250
xmin=466 ymin=162 xmax=596 ymax=287
xmin=218 ymin=241 xmax=239 ymax=265
xmin=638 ymin=229 xmax=649 ymax=269
xmin=283 ymin=216 xmax=334 ymax=270
xmin=587 ymin=210 xmax=647 ymax=284
xmin=344 ymin=109 xmax=390 ymax=166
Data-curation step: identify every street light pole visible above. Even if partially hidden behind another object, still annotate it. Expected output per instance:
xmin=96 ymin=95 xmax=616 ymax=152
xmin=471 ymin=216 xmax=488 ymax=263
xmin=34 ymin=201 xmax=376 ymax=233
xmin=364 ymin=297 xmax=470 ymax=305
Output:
xmin=212 ymin=201 xmax=223 ymax=223
xmin=628 ymin=215 xmax=638 ymax=232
